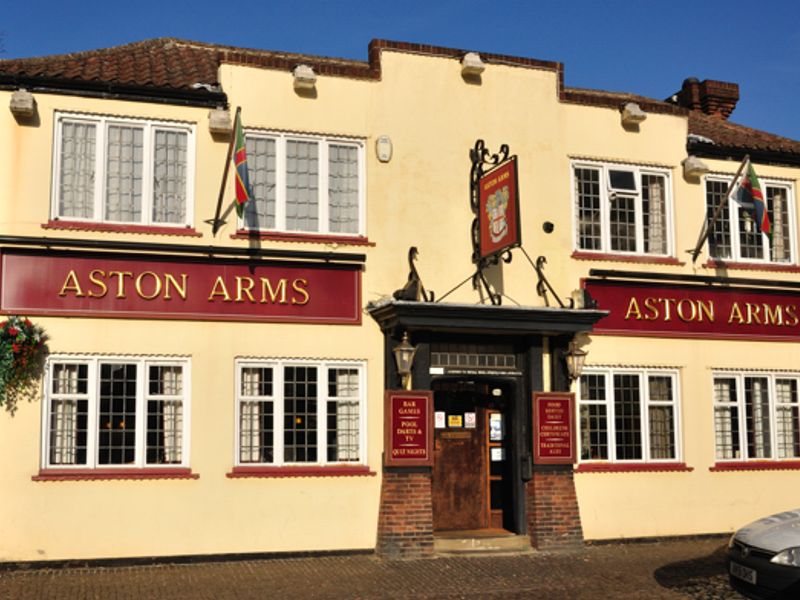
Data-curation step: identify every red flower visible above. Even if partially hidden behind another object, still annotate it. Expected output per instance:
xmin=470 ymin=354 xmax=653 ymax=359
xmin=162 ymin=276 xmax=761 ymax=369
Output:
xmin=11 ymin=343 xmax=20 ymax=354
xmin=7 ymin=327 xmax=19 ymax=337
xmin=24 ymin=319 xmax=31 ymax=327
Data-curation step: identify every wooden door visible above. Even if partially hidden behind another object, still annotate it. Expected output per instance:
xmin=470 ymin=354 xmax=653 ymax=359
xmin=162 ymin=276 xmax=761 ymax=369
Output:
xmin=432 ymin=411 xmax=487 ymax=531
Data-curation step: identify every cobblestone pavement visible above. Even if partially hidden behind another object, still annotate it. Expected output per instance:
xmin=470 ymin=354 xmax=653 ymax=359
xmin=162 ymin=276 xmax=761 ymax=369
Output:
xmin=0 ymin=538 xmax=747 ymax=600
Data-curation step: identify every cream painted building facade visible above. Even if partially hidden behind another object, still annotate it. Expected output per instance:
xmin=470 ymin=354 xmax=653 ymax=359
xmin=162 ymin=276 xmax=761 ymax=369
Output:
xmin=0 ymin=39 xmax=799 ymax=562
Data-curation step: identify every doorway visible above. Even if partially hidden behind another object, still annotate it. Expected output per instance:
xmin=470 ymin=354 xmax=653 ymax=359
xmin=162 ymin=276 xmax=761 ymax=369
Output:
xmin=431 ymin=379 xmax=514 ymax=532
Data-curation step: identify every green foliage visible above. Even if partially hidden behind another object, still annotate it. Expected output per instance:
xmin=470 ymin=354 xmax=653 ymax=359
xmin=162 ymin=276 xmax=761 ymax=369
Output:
xmin=0 ymin=316 xmax=49 ymax=414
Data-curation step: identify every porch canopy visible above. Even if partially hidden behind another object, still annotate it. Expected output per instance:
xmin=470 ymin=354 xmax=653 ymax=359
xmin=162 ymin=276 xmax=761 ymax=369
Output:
xmin=367 ymin=299 xmax=608 ymax=336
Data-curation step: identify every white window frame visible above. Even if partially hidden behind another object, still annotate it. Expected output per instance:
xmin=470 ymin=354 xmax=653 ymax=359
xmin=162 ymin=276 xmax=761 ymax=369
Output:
xmin=712 ymin=371 xmax=800 ymax=462
xmin=40 ymin=355 xmax=191 ymax=470
xmin=704 ymin=174 xmax=796 ymax=264
xmin=234 ymin=358 xmax=367 ymax=467
xmin=571 ymin=160 xmax=674 ymax=256
xmin=242 ymin=131 xmax=366 ymax=236
xmin=51 ymin=112 xmax=196 ymax=227
xmin=577 ymin=367 xmax=682 ymax=464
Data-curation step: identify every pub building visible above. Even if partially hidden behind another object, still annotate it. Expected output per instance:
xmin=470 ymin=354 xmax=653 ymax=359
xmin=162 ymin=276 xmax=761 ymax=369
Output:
xmin=1 ymin=38 xmax=799 ymax=563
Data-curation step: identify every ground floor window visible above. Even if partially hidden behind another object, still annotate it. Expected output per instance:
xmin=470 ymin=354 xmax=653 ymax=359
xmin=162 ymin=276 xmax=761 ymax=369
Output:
xmin=44 ymin=357 xmax=189 ymax=469
xmin=714 ymin=372 xmax=800 ymax=461
xmin=236 ymin=359 xmax=365 ymax=466
xmin=578 ymin=368 xmax=680 ymax=462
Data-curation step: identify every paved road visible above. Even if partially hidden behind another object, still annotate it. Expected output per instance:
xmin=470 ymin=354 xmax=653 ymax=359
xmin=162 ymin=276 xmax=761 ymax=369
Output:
xmin=0 ymin=537 xmax=745 ymax=599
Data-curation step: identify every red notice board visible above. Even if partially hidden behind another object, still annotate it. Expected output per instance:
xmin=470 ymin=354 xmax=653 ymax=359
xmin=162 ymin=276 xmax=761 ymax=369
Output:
xmin=384 ymin=390 xmax=433 ymax=467
xmin=532 ymin=392 xmax=577 ymax=464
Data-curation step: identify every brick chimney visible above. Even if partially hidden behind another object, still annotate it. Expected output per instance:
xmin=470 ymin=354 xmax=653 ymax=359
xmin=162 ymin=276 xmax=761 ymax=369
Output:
xmin=671 ymin=77 xmax=739 ymax=119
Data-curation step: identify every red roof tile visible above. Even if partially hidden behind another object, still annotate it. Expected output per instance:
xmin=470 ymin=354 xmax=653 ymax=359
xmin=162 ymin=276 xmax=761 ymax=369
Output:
xmin=0 ymin=38 xmax=222 ymax=91
xmin=688 ymin=111 xmax=800 ymax=155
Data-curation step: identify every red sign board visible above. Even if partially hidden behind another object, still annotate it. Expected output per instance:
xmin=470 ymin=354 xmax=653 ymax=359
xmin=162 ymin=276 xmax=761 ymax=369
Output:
xmin=478 ymin=157 xmax=521 ymax=260
xmin=532 ymin=392 xmax=576 ymax=464
xmin=0 ymin=249 xmax=361 ymax=324
xmin=384 ymin=390 xmax=433 ymax=467
xmin=584 ymin=278 xmax=800 ymax=341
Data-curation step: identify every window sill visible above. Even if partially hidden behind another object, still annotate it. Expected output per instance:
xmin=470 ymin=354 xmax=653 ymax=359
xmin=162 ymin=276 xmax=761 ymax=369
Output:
xmin=227 ymin=465 xmax=376 ymax=478
xmin=42 ymin=220 xmax=202 ymax=237
xmin=230 ymin=231 xmax=374 ymax=246
xmin=710 ymin=461 xmax=800 ymax=472
xmin=32 ymin=468 xmax=199 ymax=481
xmin=703 ymin=259 xmax=800 ymax=273
xmin=575 ymin=462 xmax=693 ymax=473
xmin=571 ymin=251 xmax=683 ymax=266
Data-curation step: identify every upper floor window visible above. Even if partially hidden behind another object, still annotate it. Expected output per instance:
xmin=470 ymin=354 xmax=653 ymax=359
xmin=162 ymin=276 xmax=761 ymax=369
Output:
xmin=243 ymin=132 xmax=364 ymax=236
xmin=236 ymin=359 xmax=365 ymax=466
xmin=706 ymin=176 xmax=795 ymax=264
xmin=714 ymin=372 xmax=800 ymax=461
xmin=43 ymin=356 xmax=190 ymax=469
xmin=573 ymin=161 xmax=672 ymax=256
xmin=53 ymin=114 xmax=194 ymax=227
xmin=578 ymin=367 xmax=680 ymax=463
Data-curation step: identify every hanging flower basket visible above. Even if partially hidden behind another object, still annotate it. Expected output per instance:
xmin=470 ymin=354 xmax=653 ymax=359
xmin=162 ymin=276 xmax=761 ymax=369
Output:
xmin=0 ymin=316 xmax=49 ymax=414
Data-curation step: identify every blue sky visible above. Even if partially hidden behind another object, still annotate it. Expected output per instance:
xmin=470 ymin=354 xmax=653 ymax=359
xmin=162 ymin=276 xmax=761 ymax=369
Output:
xmin=4 ymin=0 xmax=800 ymax=140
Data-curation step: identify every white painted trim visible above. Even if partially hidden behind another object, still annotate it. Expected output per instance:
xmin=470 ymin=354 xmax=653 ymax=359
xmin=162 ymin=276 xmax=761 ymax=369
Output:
xmin=42 ymin=355 xmax=191 ymax=470
xmin=52 ymin=112 xmax=195 ymax=228
xmin=233 ymin=358 xmax=367 ymax=467
xmin=577 ymin=366 xmax=683 ymax=464
xmin=571 ymin=159 xmax=674 ymax=258
xmin=703 ymin=175 xmax=797 ymax=265
xmin=242 ymin=131 xmax=366 ymax=237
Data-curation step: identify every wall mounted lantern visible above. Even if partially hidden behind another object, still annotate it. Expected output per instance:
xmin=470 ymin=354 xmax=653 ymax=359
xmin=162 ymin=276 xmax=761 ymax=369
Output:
xmin=293 ymin=64 xmax=317 ymax=91
xmin=392 ymin=331 xmax=417 ymax=390
xmin=620 ymin=102 xmax=646 ymax=126
xmin=10 ymin=89 xmax=35 ymax=119
xmin=564 ymin=339 xmax=588 ymax=382
xmin=461 ymin=52 xmax=485 ymax=77
xmin=682 ymin=155 xmax=710 ymax=178
xmin=208 ymin=107 xmax=232 ymax=135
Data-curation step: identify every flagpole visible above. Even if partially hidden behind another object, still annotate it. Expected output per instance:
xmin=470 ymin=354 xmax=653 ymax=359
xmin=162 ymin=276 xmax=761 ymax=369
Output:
xmin=209 ymin=106 xmax=241 ymax=237
xmin=689 ymin=153 xmax=749 ymax=263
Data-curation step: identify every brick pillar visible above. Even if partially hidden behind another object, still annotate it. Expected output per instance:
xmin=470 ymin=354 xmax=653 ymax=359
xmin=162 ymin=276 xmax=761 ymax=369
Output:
xmin=526 ymin=465 xmax=583 ymax=549
xmin=376 ymin=470 xmax=434 ymax=559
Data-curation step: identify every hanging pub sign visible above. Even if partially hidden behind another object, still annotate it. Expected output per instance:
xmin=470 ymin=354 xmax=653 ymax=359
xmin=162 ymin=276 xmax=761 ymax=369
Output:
xmin=0 ymin=249 xmax=361 ymax=324
xmin=384 ymin=390 xmax=433 ymax=467
xmin=584 ymin=278 xmax=800 ymax=341
xmin=532 ymin=392 xmax=576 ymax=464
xmin=469 ymin=140 xmax=522 ymax=265
xmin=478 ymin=156 xmax=521 ymax=260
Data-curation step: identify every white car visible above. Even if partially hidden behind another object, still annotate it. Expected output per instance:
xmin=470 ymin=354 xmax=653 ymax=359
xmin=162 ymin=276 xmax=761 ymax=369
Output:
xmin=728 ymin=509 xmax=800 ymax=599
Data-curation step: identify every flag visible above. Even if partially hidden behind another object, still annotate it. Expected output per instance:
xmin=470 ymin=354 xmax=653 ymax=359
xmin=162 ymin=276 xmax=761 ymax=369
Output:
xmin=732 ymin=161 xmax=771 ymax=238
xmin=233 ymin=112 xmax=251 ymax=218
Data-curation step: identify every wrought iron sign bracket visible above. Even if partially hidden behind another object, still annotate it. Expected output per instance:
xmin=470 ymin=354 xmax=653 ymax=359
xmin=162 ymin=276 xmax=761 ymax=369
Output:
xmin=529 ymin=253 xmax=568 ymax=309
xmin=393 ymin=246 xmax=434 ymax=302
xmin=470 ymin=139 xmax=518 ymax=305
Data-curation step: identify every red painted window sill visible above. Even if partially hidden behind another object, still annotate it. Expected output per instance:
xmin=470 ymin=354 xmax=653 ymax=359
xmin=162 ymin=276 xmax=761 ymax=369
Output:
xmin=227 ymin=465 xmax=376 ymax=478
xmin=576 ymin=462 xmax=693 ymax=473
xmin=710 ymin=461 xmax=800 ymax=472
xmin=42 ymin=220 xmax=202 ymax=237
xmin=703 ymin=260 xmax=800 ymax=273
xmin=32 ymin=468 xmax=199 ymax=481
xmin=231 ymin=230 xmax=374 ymax=246
xmin=571 ymin=251 xmax=683 ymax=266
